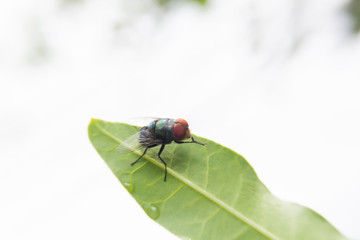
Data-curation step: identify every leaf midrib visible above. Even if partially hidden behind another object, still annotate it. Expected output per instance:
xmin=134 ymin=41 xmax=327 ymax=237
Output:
xmin=93 ymin=120 xmax=280 ymax=240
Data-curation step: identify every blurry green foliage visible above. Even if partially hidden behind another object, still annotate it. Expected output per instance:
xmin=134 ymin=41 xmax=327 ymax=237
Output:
xmin=156 ymin=0 xmax=207 ymax=7
xmin=348 ymin=0 xmax=360 ymax=33
xmin=193 ymin=0 xmax=206 ymax=5
xmin=59 ymin=0 xmax=205 ymax=9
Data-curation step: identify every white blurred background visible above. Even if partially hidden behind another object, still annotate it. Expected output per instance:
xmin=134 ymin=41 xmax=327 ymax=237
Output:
xmin=1 ymin=0 xmax=360 ymax=239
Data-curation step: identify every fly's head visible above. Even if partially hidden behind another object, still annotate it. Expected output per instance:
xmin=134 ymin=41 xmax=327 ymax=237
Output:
xmin=173 ymin=118 xmax=191 ymax=141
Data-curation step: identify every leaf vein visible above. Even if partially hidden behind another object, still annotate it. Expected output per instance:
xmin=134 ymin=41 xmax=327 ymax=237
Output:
xmin=150 ymin=184 xmax=185 ymax=205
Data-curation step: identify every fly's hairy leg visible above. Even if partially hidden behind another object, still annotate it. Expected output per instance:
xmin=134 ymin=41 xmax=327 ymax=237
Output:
xmin=131 ymin=147 xmax=149 ymax=166
xmin=175 ymin=137 xmax=206 ymax=146
xmin=131 ymin=144 xmax=158 ymax=166
xmin=158 ymin=143 xmax=167 ymax=182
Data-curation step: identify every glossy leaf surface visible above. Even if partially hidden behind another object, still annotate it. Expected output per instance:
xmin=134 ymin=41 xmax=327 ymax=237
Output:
xmin=88 ymin=119 xmax=347 ymax=240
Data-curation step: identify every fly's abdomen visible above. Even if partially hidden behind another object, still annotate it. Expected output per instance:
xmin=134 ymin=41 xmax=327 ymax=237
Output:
xmin=148 ymin=119 xmax=175 ymax=143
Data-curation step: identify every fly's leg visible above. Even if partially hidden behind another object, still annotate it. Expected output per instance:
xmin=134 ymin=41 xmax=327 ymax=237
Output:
xmin=131 ymin=147 xmax=149 ymax=166
xmin=131 ymin=144 xmax=158 ymax=166
xmin=158 ymin=143 xmax=167 ymax=181
xmin=175 ymin=137 xmax=206 ymax=146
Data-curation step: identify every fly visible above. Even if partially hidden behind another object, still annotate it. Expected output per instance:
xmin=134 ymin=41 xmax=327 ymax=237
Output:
xmin=116 ymin=118 xmax=206 ymax=181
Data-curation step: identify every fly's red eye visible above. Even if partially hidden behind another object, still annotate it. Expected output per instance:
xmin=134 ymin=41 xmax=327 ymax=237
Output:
xmin=173 ymin=118 xmax=189 ymax=141
xmin=173 ymin=123 xmax=186 ymax=141
xmin=175 ymin=118 xmax=188 ymax=127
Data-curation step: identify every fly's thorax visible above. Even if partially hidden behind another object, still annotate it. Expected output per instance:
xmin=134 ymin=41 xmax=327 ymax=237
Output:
xmin=148 ymin=119 xmax=175 ymax=143
xmin=148 ymin=121 xmax=156 ymax=132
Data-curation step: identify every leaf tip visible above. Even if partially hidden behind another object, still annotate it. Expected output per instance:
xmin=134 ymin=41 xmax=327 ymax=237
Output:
xmin=90 ymin=118 xmax=98 ymax=123
xmin=89 ymin=118 xmax=103 ymax=127
xmin=88 ymin=118 xmax=102 ymax=136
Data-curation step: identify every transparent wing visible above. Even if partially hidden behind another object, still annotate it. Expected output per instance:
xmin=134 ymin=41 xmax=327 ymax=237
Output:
xmin=116 ymin=128 xmax=164 ymax=154
xmin=116 ymin=132 xmax=143 ymax=153
xmin=127 ymin=117 xmax=162 ymax=127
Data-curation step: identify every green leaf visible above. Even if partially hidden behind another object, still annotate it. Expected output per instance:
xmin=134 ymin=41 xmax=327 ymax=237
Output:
xmin=88 ymin=119 xmax=347 ymax=240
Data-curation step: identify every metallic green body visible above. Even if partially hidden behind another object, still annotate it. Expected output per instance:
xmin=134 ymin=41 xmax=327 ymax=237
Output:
xmin=148 ymin=118 xmax=176 ymax=144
